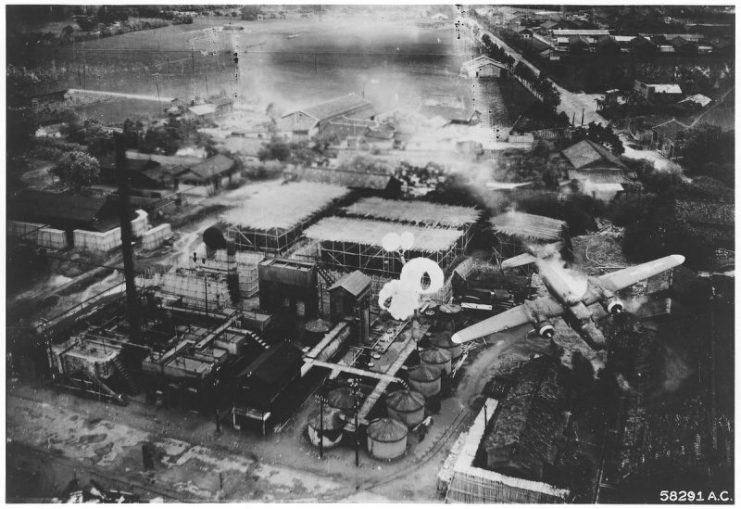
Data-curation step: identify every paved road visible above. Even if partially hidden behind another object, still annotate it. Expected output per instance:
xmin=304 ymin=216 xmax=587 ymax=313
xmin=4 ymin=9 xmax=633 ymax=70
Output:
xmin=68 ymin=88 xmax=174 ymax=102
xmin=465 ymin=17 xmax=608 ymax=126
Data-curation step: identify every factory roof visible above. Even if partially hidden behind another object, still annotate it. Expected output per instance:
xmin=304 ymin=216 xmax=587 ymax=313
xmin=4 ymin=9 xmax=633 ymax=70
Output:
xmin=490 ymin=211 xmax=567 ymax=241
xmin=10 ymin=189 xmax=128 ymax=232
xmin=328 ymin=270 xmax=372 ymax=296
xmin=304 ymin=217 xmax=464 ymax=253
xmin=342 ymin=197 xmax=480 ymax=228
xmin=287 ymin=166 xmax=398 ymax=191
xmin=552 ymin=29 xmax=610 ymax=36
xmin=561 ymin=139 xmax=627 ymax=171
xmin=221 ymin=182 xmax=350 ymax=231
xmin=287 ymin=94 xmax=375 ymax=122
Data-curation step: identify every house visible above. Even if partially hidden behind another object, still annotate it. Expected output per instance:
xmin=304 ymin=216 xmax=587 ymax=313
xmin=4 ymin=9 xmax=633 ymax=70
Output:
xmin=99 ymin=158 xmax=178 ymax=190
xmin=460 ymin=55 xmax=508 ymax=79
xmin=279 ymin=94 xmax=376 ymax=138
xmin=175 ymin=154 xmax=237 ymax=193
xmin=670 ymin=36 xmax=698 ymax=54
xmin=517 ymin=27 xmax=534 ymax=39
xmin=633 ymin=80 xmax=683 ymax=102
xmin=561 ymin=139 xmax=631 ymax=196
xmin=561 ymin=139 xmax=628 ymax=173
xmin=651 ymin=119 xmax=689 ymax=158
xmin=628 ymin=35 xmax=657 ymax=55
xmin=187 ymin=103 xmax=218 ymax=121
xmin=678 ymin=94 xmax=712 ymax=109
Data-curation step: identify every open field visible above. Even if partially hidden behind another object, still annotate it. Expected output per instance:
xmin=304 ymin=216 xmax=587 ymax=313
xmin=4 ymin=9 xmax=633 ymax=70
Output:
xmin=13 ymin=12 xmax=534 ymax=125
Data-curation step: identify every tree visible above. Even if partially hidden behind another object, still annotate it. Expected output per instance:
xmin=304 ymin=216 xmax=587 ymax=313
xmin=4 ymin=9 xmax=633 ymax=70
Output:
xmin=258 ymin=138 xmax=290 ymax=162
xmin=240 ymin=5 xmax=262 ymax=21
xmin=50 ymin=151 xmax=100 ymax=192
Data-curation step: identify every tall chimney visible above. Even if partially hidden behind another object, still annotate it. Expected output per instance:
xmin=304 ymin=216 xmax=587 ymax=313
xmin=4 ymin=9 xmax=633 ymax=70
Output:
xmin=114 ymin=133 xmax=141 ymax=343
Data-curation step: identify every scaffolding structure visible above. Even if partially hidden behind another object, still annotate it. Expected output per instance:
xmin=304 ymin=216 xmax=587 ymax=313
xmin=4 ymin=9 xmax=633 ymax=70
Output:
xmin=490 ymin=211 xmax=568 ymax=262
xmin=222 ymin=182 xmax=352 ymax=255
xmin=304 ymin=217 xmax=466 ymax=278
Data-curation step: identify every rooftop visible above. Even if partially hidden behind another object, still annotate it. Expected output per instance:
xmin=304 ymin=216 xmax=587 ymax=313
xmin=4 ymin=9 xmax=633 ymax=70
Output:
xmin=490 ymin=211 xmax=567 ymax=241
xmin=461 ymin=55 xmax=507 ymax=71
xmin=652 ymin=119 xmax=689 ymax=139
xmin=288 ymin=166 xmax=397 ymax=191
xmin=287 ymin=94 xmax=375 ymax=122
xmin=221 ymin=182 xmax=350 ymax=231
xmin=342 ymin=197 xmax=479 ymax=228
xmin=185 ymin=154 xmax=235 ymax=180
xmin=552 ymin=29 xmax=610 ymax=36
xmin=304 ymin=217 xmax=464 ymax=253
xmin=561 ymin=139 xmax=627 ymax=171
xmin=328 ymin=270 xmax=372 ymax=296
xmin=650 ymin=83 xmax=683 ymax=94
xmin=188 ymin=103 xmax=218 ymax=116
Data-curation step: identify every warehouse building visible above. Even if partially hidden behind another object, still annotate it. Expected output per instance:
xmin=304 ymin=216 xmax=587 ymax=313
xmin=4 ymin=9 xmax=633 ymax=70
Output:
xmin=279 ymin=94 xmax=376 ymax=138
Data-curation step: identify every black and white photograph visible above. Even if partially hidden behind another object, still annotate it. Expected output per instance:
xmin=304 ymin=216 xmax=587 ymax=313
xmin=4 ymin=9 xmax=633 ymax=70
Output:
xmin=4 ymin=3 xmax=735 ymax=503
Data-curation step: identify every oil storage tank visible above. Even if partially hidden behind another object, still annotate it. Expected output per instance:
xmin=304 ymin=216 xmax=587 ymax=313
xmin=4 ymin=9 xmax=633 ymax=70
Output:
xmin=386 ymin=389 xmax=425 ymax=428
xmin=307 ymin=408 xmax=344 ymax=449
xmin=366 ymin=417 xmax=408 ymax=461
xmin=429 ymin=331 xmax=463 ymax=360
xmin=406 ymin=365 xmax=442 ymax=397
xmin=420 ymin=348 xmax=453 ymax=375
xmin=327 ymin=386 xmax=356 ymax=415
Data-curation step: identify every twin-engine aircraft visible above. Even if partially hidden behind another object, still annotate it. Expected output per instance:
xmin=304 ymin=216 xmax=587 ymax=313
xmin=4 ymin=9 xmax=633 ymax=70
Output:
xmin=451 ymin=248 xmax=685 ymax=349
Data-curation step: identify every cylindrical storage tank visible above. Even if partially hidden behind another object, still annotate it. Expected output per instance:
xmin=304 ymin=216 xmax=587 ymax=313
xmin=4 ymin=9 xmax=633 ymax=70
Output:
xmin=386 ymin=389 xmax=426 ymax=428
xmin=327 ymin=386 xmax=356 ymax=414
xmin=438 ymin=303 xmax=462 ymax=331
xmin=304 ymin=318 xmax=331 ymax=347
xmin=366 ymin=417 xmax=408 ymax=461
xmin=307 ymin=408 xmax=343 ymax=449
xmin=406 ymin=365 xmax=442 ymax=397
xmin=420 ymin=347 xmax=453 ymax=375
xmin=429 ymin=331 xmax=463 ymax=360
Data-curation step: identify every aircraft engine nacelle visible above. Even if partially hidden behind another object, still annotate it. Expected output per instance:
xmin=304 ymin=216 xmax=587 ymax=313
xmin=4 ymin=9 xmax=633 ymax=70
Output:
xmin=605 ymin=297 xmax=624 ymax=315
xmin=536 ymin=322 xmax=556 ymax=339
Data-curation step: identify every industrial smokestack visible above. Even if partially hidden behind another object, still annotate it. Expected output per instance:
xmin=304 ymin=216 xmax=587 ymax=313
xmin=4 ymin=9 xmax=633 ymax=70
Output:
xmin=226 ymin=240 xmax=240 ymax=305
xmin=114 ymin=133 xmax=141 ymax=343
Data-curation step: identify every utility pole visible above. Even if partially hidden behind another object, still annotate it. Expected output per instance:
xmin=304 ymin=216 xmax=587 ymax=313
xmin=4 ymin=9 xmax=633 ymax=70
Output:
xmin=114 ymin=133 xmax=140 ymax=343
xmin=350 ymin=378 xmax=360 ymax=467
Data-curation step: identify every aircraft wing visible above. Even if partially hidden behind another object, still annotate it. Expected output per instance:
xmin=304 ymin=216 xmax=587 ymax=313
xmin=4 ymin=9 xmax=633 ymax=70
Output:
xmin=597 ymin=255 xmax=685 ymax=293
xmin=451 ymin=296 xmax=565 ymax=344
xmin=501 ymin=253 xmax=537 ymax=269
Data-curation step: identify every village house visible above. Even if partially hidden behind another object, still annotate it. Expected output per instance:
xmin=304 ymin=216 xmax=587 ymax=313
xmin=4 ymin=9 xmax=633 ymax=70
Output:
xmin=633 ymin=80 xmax=683 ymax=103
xmin=174 ymin=154 xmax=238 ymax=195
xmin=651 ymin=119 xmax=689 ymax=158
xmin=560 ymin=139 xmax=632 ymax=201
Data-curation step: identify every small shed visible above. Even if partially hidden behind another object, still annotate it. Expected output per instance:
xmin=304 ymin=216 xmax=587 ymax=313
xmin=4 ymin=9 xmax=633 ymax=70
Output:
xmin=366 ymin=417 xmax=408 ymax=460
xmin=329 ymin=271 xmax=372 ymax=344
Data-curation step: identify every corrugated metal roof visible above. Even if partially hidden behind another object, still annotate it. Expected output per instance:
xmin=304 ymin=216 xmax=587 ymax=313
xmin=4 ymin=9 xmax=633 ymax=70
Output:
xmin=490 ymin=211 xmax=566 ymax=241
xmin=328 ymin=270 xmax=371 ymax=296
xmin=288 ymin=166 xmax=395 ymax=191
